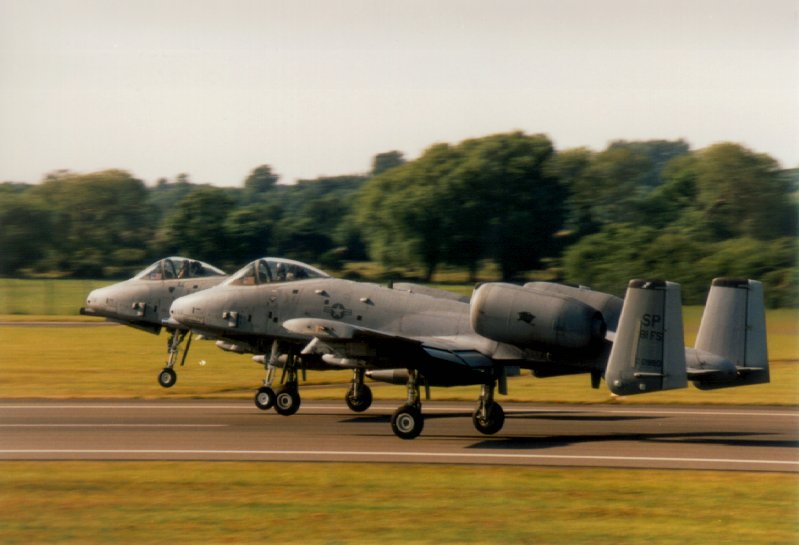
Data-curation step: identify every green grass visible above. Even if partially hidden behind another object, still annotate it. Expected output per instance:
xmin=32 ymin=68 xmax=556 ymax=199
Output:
xmin=0 ymin=462 xmax=795 ymax=545
xmin=0 ymin=324 xmax=267 ymax=398
xmin=0 ymin=278 xmax=795 ymax=403
xmin=0 ymin=278 xmax=112 ymax=315
xmin=0 ymin=321 xmax=796 ymax=404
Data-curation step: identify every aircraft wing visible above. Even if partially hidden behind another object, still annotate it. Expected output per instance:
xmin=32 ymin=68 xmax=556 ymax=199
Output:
xmin=283 ymin=317 xmax=411 ymax=344
xmin=282 ymin=317 xmax=495 ymax=385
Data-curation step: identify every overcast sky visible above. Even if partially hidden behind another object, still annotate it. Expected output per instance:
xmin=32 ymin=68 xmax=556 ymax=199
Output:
xmin=1 ymin=0 xmax=797 ymax=186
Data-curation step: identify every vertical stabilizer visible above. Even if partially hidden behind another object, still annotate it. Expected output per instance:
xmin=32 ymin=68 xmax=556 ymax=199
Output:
xmin=691 ymin=278 xmax=769 ymax=389
xmin=606 ymin=280 xmax=687 ymax=396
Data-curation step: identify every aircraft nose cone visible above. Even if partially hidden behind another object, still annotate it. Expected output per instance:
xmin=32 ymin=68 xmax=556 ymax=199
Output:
xmin=81 ymin=286 xmax=113 ymax=315
xmin=170 ymin=293 xmax=204 ymax=326
xmin=84 ymin=288 xmax=99 ymax=308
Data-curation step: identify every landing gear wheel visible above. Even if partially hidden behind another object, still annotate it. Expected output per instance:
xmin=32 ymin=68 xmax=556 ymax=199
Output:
xmin=391 ymin=404 xmax=424 ymax=440
xmin=254 ymin=387 xmax=276 ymax=411
xmin=274 ymin=384 xmax=301 ymax=416
xmin=158 ymin=368 xmax=177 ymax=388
xmin=472 ymin=402 xmax=505 ymax=435
xmin=345 ymin=383 xmax=373 ymax=413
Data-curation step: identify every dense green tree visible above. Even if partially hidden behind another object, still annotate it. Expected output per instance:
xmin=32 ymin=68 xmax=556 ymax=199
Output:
xmin=692 ymin=143 xmax=796 ymax=240
xmin=575 ymin=146 xmax=653 ymax=226
xmin=563 ymin=223 xmax=797 ymax=306
xmin=371 ymin=151 xmax=406 ymax=176
xmin=30 ymin=170 xmax=153 ymax=276
xmin=558 ymin=140 xmax=691 ymax=236
xmin=608 ymin=139 xmax=690 ymax=189
xmin=271 ymin=193 xmax=358 ymax=263
xmin=562 ymin=223 xmax=656 ymax=297
xmin=243 ymin=165 xmax=279 ymax=202
xmin=147 ymin=177 xmax=195 ymax=223
xmin=0 ymin=134 xmax=794 ymax=308
xmin=628 ymin=154 xmax=699 ymax=231
xmin=473 ymin=133 xmax=564 ymax=278
xmin=357 ymin=132 xmax=564 ymax=280
xmin=357 ymin=143 xmax=462 ymax=279
xmin=0 ymin=182 xmax=33 ymax=196
xmin=356 ymin=164 xmax=416 ymax=270
xmin=223 ymin=204 xmax=279 ymax=264
xmin=0 ymin=191 xmax=52 ymax=275
xmin=549 ymin=147 xmax=595 ymax=236
xmin=155 ymin=187 xmax=236 ymax=267
xmin=273 ymin=216 xmax=335 ymax=263
xmin=570 ymin=226 xmax=721 ymax=303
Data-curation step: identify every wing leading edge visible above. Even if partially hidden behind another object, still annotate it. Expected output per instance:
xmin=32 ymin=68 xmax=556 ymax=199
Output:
xmin=282 ymin=317 xmax=494 ymax=386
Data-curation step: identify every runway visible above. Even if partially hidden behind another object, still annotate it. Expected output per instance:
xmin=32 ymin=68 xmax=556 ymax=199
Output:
xmin=1 ymin=399 xmax=797 ymax=472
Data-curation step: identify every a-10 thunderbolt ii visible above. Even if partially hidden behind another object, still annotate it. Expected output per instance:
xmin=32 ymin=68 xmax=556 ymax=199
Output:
xmin=80 ymin=256 xmax=227 ymax=387
xmin=168 ymin=257 xmax=769 ymax=439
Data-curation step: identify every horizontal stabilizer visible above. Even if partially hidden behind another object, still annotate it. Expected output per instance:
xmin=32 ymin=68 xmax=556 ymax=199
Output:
xmin=737 ymin=366 xmax=766 ymax=374
xmin=606 ymin=280 xmax=687 ymax=396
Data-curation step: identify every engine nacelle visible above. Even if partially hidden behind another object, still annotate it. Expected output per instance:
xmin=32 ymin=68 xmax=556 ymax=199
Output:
xmin=470 ymin=283 xmax=607 ymax=352
xmin=524 ymin=282 xmax=623 ymax=333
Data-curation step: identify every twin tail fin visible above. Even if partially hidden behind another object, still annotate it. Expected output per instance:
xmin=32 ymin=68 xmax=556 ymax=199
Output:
xmin=605 ymin=278 xmax=769 ymax=396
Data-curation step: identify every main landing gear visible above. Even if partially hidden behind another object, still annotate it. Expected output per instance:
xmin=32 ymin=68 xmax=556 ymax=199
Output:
xmin=390 ymin=370 xmax=424 ymax=439
xmin=254 ymin=341 xmax=302 ymax=416
xmin=345 ymin=368 xmax=373 ymax=413
xmin=158 ymin=329 xmax=193 ymax=388
xmin=254 ymin=342 xmax=374 ymax=417
xmin=472 ymin=380 xmax=505 ymax=435
xmin=388 ymin=373 xmax=505 ymax=440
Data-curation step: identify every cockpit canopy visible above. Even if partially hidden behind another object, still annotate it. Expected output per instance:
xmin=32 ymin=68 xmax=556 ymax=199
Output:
xmin=134 ymin=257 xmax=226 ymax=281
xmin=224 ymin=258 xmax=329 ymax=286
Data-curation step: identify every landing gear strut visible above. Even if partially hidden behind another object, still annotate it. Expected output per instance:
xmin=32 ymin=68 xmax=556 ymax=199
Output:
xmin=254 ymin=340 xmax=279 ymax=410
xmin=390 ymin=370 xmax=424 ymax=440
xmin=254 ymin=341 xmax=302 ymax=416
xmin=472 ymin=380 xmax=505 ymax=435
xmin=158 ymin=329 xmax=193 ymax=388
xmin=345 ymin=369 xmax=373 ymax=413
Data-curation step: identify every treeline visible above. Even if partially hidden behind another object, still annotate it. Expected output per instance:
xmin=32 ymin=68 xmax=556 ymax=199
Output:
xmin=0 ymin=132 xmax=796 ymax=306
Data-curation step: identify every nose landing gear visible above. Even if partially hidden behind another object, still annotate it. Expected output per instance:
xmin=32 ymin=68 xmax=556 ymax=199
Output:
xmin=158 ymin=329 xmax=193 ymax=388
xmin=158 ymin=367 xmax=177 ymax=388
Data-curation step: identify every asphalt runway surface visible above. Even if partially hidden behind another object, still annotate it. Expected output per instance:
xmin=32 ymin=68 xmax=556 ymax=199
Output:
xmin=1 ymin=399 xmax=797 ymax=472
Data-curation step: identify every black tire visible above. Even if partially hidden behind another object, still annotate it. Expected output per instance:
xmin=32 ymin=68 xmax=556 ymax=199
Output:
xmin=390 ymin=404 xmax=424 ymax=440
xmin=158 ymin=368 xmax=177 ymax=388
xmin=254 ymin=387 xmax=276 ymax=411
xmin=274 ymin=384 xmax=301 ymax=416
xmin=472 ymin=402 xmax=505 ymax=435
xmin=345 ymin=383 xmax=373 ymax=413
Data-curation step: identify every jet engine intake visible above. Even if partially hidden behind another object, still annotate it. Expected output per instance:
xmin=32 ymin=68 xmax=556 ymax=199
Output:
xmin=470 ymin=283 xmax=606 ymax=352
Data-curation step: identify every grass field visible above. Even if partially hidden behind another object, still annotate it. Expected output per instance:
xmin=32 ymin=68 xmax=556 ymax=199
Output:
xmin=0 ymin=320 xmax=796 ymax=403
xmin=0 ymin=305 xmax=797 ymax=404
xmin=1 ymin=462 xmax=796 ymax=545
xmin=0 ymin=278 xmax=112 ymax=316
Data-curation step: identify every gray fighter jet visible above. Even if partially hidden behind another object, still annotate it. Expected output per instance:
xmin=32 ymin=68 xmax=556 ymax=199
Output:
xmin=168 ymin=257 xmax=769 ymax=439
xmin=80 ymin=256 xmax=227 ymax=387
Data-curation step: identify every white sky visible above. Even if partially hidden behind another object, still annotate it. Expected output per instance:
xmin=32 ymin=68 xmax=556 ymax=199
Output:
xmin=1 ymin=0 xmax=797 ymax=186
